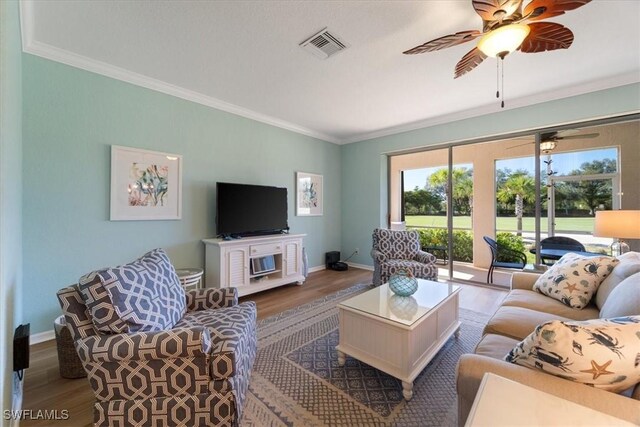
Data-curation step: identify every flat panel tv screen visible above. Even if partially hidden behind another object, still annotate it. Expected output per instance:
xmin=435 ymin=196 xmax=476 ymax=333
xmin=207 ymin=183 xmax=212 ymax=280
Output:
xmin=216 ymin=182 xmax=289 ymax=237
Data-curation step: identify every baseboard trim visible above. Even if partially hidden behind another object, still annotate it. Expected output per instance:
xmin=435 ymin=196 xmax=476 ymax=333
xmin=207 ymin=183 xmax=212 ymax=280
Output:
xmin=346 ymin=262 xmax=374 ymax=271
xmin=308 ymin=265 xmax=325 ymax=273
xmin=31 ymin=329 xmax=55 ymax=345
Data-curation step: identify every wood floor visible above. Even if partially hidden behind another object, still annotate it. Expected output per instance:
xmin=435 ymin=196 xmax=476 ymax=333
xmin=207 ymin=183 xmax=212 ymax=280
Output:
xmin=21 ymin=268 xmax=506 ymax=427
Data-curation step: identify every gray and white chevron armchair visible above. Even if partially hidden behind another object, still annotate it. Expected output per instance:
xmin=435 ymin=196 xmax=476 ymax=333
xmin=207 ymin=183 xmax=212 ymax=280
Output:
xmin=57 ymin=248 xmax=256 ymax=427
xmin=371 ymin=228 xmax=438 ymax=286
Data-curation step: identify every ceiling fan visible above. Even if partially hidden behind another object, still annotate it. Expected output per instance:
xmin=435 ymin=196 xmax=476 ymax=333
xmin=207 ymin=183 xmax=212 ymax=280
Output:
xmin=509 ymin=130 xmax=600 ymax=152
xmin=403 ymin=0 xmax=591 ymax=106
xmin=404 ymin=0 xmax=591 ymax=78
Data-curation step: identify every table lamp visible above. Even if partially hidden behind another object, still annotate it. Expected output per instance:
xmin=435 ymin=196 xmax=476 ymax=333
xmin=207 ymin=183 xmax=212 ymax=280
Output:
xmin=593 ymin=210 xmax=640 ymax=257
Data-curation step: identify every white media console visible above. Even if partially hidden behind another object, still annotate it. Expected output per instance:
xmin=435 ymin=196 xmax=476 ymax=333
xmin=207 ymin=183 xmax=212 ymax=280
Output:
xmin=202 ymin=234 xmax=306 ymax=297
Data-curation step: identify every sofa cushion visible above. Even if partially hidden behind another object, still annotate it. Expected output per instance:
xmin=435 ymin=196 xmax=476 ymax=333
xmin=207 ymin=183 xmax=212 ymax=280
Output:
xmin=533 ymin=253 xmax=618 ymax=309
xmin=79 ymin=248 xmax=186 ymax=333
xmin=595 ymin=252 xmax=640 ymax=309
xmin=599 ymin=272 xmax=640 ymax=319
xmin=474 ymin=334 xmax=520 ymax=360
xmin=501 ymin=289 xmax=600 ymax=321
xmin=484 ymin=306 xmax=573 ymax=341
xmin=505 ymin=316 xmax=640 ymax=393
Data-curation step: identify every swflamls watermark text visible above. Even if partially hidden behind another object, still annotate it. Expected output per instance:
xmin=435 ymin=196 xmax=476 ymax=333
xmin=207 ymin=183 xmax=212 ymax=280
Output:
xmin=3 ymin=409 xmax=70 ymax=420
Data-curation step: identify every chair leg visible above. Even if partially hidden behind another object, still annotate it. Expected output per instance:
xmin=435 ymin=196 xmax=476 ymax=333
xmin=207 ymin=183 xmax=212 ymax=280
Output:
xmin=487 ymin=266 xmax=493 ymax=284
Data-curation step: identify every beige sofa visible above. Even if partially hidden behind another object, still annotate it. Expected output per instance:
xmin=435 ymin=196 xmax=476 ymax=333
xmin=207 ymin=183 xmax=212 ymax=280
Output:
xmin=456 ymin=253 xmax=640 ymax=426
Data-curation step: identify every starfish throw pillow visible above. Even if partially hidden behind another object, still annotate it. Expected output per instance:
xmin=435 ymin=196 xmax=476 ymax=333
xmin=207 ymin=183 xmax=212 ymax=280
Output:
xmin=506 ymin=316 xmax=640 ymax=392
xmin=533 ymin=253 xmax=619 ymax=309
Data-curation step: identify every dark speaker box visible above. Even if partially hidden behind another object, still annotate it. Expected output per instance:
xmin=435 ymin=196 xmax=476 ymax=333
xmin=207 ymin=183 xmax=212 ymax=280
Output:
xmin=14 ymin=323 xmax=30 ymax=373
xmin=325 ymin=251 xmax=340 ymax=269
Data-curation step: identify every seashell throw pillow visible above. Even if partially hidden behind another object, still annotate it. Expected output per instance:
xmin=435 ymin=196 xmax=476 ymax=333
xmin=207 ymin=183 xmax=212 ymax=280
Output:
xmin=533 ymin=253 xmax=619 ymax=309
xmin=505 ymin=316 xmax=640 ymax=392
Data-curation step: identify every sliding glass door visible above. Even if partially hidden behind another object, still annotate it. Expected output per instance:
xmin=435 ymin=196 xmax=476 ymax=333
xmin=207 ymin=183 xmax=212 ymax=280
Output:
xmin=389 ymin=116 xmax=639 ymax=287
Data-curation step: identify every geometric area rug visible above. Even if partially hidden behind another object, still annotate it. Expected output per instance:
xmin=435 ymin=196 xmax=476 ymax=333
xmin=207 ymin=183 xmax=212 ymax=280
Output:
xmin=240 ymin=283 xmax=491 ymax=426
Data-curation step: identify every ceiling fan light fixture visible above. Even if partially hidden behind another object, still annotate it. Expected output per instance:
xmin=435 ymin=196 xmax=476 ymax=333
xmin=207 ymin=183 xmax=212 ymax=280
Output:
xmin=477 ymin=24 xmax=531 ymax=58
xmin=540 ymin=140 xmax=557 ymax=152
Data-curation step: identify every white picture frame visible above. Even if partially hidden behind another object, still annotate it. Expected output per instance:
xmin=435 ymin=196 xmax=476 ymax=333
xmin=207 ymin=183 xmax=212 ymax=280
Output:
xmin=110 ymin=145 xmax=182 ymax=220
xmin=296 ymin=171 xmax=323 ymax=216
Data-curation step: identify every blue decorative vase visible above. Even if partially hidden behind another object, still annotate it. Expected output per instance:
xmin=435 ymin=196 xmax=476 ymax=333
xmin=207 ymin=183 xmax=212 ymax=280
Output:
xmin=388 ymin=269 xmax=418 ymax=296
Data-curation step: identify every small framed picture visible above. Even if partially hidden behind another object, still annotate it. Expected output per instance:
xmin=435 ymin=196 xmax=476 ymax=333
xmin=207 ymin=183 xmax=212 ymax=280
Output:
xmin=110 ymin=145 xmax=182 ymax=220
xmin=296 ymin=172 xmax=323 ymax=216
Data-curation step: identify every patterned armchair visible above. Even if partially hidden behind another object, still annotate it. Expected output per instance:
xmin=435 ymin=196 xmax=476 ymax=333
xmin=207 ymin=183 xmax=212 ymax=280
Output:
xmin=371 ymin=228 xmax=437 ymax=286
xmin=57 ymin=249 xmax=256 ymax=427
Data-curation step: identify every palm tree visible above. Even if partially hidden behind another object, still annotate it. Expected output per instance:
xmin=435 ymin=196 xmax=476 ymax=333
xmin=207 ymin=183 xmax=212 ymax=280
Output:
xmin=497 ymin=173 xmax=536 ymax=236
xmin=428 ymin=167 xmax=473 ymax=215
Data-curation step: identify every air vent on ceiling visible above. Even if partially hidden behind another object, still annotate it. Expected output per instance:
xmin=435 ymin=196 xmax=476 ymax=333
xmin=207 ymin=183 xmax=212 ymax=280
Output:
xmin=300 ymin=28 xmax=349 ymax=59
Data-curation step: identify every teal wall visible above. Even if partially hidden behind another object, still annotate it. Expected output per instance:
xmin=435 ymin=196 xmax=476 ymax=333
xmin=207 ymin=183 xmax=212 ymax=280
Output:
xmin=0 ymin=0 xmax=23 ymax=416
xmin=341 ymin=84 xmax=640 ymax=266
xmin=22 ymin=55 xmax=341 ymax=334
xmin=19 ymin=33 xmax=640 ymax=336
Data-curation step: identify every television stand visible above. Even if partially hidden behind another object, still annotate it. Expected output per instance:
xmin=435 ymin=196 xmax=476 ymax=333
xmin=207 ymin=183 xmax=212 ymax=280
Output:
xmin=202 ymin=234 xmax=306 ymax=297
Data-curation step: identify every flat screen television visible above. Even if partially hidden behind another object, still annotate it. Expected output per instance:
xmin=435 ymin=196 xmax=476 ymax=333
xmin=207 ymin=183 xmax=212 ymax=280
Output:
xmin=216 ymin=182 xmax=289 ymax=237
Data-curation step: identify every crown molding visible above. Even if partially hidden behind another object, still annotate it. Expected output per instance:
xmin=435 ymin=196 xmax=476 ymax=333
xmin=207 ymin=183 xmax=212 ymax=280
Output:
xmin=19 ymin=2 xmax=339 ymax=145
xmin=339 ymin=71 xmax=640 ymax=144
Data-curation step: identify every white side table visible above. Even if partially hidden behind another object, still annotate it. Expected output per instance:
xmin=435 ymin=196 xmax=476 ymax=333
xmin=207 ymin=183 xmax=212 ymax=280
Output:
xmin=466 ymin=373 xmax=636 ymax=426
xmin=175 ymin=268 xmax=204 ymax=291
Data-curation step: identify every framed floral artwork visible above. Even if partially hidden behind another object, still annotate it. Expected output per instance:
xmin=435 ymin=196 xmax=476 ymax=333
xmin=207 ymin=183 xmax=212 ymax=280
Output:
xmin=296 ymin=172 xmax=323 ymax=216
xmin=110 ymin=145 xmax=182 ymax=220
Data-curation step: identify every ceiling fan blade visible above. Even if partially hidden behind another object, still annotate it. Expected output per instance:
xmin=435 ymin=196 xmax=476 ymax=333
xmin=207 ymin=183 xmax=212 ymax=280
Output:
xmin=472 ymin=0 xmax=523 ymax=22
xmin=454 ymin=48 xmax=487 ymax=78
xmin=519 ymin=22 xmax=574 ymax=53
xmin=403 ymin=30 xmax=482 ymax=55
xmin=523 ymin=0 xmax=591 ymax=23
xmin=507 ymin=142 xmax=534 ymax=150
xmin=556 ymin=133 xmax=599 ymax=140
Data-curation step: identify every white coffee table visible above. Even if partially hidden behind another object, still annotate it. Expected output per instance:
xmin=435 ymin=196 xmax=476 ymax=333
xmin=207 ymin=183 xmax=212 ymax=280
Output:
xmin=336 ymin=279 xmax=460 ymax=400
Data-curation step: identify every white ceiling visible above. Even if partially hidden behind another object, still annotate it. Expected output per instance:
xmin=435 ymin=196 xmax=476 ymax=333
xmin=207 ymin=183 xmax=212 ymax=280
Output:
xmin=21 ymin=1 xmax=640 ymax=144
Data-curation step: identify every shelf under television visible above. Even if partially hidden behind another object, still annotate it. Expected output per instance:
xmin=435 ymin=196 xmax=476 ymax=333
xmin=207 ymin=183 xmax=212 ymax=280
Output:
xmin=238 ymin=275 xmax=299 ymax=297
xmin=249 ymin=269 xmax=281 ymax=279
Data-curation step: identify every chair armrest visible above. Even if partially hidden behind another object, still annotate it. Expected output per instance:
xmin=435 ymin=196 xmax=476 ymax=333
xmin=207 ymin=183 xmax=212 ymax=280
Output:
xmin=456 ymin=354 xmax=640 ymax=426
xmin=75 ymin=326 xmax=212 ymax=363
xmin=414 ymin=250 xmax=436 ymax=264
xmin=186 ymin=287 xmax=238 ymax=312
xmin=510 ymin=272 xmax=540 ymax=290
xmin=371 ymin=249 xmax=386 ymax=263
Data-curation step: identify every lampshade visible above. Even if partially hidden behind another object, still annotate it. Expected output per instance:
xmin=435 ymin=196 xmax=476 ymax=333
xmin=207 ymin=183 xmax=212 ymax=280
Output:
xmin=593 ymin=210 xmax=640 ymax=239
xmin=477 ymin=24 xmax=531 ymax=58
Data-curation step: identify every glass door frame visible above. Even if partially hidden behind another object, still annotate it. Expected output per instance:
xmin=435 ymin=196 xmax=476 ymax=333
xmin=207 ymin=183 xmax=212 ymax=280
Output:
xmin=387 ymin=113 xmax=639 ymax=283
xmin=547 ymin=173 xmax=620 ymax=236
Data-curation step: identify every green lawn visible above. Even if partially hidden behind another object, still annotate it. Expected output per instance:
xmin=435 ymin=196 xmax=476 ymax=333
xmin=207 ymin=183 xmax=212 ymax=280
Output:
xmin=405 ymin=215 xmax=596 ymax=233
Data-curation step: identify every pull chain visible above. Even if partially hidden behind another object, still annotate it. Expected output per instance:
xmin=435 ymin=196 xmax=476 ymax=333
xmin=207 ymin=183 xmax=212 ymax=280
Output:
xmin=501 ymin=56 xmax=505 ymax=108
xmin=496 ymin=59 xmax=500 ymax=99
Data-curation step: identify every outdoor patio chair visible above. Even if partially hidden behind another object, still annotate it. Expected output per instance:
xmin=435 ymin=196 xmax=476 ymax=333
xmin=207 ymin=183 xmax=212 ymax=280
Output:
xmin=483 ymin=236 xmax=527 ymax=284
xmin=539 ymin=236 xmax=586 ymax=265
